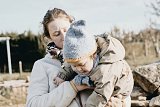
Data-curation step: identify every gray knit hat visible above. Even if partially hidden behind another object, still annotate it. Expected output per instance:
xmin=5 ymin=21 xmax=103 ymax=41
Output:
xmin=63 ymin=20 xmax=97 ymax=62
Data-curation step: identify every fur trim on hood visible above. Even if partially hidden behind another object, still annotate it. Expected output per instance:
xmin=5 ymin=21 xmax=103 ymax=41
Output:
xmin=96 ymin=34 xmax=125 ymax=63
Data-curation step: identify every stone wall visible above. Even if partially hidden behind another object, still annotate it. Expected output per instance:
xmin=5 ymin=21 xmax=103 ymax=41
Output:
xmin=132 ymin=62 xmax=160 ymax=106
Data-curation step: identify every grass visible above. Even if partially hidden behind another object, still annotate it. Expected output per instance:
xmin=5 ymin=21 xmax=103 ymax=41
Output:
xmin=126 ymin=56 xmax=160 ymax=69
xmin=0 ymin=72 xmax=30 ymax=83
xmin=0 ymin=72 xmax=30 ymax=107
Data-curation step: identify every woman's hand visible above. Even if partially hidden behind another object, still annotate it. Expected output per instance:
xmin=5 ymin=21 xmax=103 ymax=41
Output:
xmin=53 ymin=77 xmax=65 ymax=86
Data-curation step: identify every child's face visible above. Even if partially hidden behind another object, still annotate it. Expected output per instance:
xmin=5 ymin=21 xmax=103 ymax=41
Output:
xmin=69 ymin=56 xmax=94 ymax=75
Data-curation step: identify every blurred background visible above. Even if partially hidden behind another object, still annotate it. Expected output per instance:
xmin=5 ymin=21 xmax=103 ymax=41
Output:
xmin=0 ymin=0 xmax=160 ymax=107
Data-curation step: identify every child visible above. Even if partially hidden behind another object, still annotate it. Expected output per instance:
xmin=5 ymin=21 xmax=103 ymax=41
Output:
xmin=56 ymin=20 xmax=134 ymax=107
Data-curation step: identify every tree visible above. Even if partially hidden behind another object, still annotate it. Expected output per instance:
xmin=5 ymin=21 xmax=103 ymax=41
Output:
xmin=147 ymin=0 xmax=160 ymax=57
xmin=147 ymin=0 xmax=160 ymax=28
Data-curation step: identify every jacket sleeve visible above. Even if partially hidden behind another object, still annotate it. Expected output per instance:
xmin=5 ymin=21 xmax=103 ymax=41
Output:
xmin=86 ymin=62 xmax=123 ymax=107
xmin=26 ymin=61 xmax=77 ymax=107
xmin=58 ymin=62 xmax=77 ymax=81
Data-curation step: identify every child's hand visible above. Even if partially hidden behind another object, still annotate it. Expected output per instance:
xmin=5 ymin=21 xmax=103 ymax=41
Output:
xmin=69 ymin=75 xmax=95 ymax=92
xmin=53 ymin=77 xmax=65 ymax=86
xmin=73 ymin=75 xmax=94 ymax=87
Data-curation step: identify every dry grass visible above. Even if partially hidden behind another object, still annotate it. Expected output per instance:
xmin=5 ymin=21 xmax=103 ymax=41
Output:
xmin=0 ymin=73 xmax=29 ymax=107
xmin=126 ymin=56 xmax=160 ymax=69
xmin=124 ymin=42 xmax=160 ymax=69
xmin=0 ymin=72 xmax=30 ymax=83
xmin=0 ymin=104 xmax=26 ymax=107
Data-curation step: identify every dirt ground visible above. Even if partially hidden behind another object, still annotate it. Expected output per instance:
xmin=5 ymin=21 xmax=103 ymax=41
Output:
xmin=0 ymin=72 xmax=30 ymax=82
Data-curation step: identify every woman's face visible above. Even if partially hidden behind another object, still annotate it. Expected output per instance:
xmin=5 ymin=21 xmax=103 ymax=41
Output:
xmin=48 ymin=18 xmax=71 ymax=49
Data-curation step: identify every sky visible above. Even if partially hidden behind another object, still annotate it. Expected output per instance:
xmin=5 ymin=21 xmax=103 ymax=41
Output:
xmin=0 ymin=0 xmax=152 ymax=35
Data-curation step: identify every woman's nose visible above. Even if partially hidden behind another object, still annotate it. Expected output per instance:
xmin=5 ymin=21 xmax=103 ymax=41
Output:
xmin=60 ymin=30 xmax=66 ymax=41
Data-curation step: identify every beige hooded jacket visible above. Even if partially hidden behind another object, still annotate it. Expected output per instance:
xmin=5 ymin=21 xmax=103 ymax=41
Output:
xmin=84 ymin=35 xmax=134 ymax=107
xmin=59 ymin=35 xmax=134 ymax=107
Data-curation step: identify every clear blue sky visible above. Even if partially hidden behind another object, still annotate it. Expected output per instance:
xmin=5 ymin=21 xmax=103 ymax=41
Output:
xmin=0 ymin=0 xmax=151 ymax=35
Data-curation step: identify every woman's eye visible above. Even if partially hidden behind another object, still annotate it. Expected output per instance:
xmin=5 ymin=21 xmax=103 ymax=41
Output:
xmin=53 ymin=31 xmax=60 ymax=37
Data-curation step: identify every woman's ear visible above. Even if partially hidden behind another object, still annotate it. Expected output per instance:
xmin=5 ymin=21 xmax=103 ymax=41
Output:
xmin=41 ymin=36 xmax=51 ymax=47
xmin=43 ymin=36 xmax=52 ymax=44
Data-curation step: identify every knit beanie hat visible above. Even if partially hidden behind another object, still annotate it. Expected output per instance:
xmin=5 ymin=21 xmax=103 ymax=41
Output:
xmin=63 ymin=20 xmax=97 ymax=62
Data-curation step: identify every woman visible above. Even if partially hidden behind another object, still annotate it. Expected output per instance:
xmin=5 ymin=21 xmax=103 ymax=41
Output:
xmin=26 ymin=8 xmax=92 ymax=107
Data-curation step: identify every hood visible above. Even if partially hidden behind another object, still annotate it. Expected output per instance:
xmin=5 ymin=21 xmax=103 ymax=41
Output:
xmin=96 ymin=35 xmax=125 ymax=63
